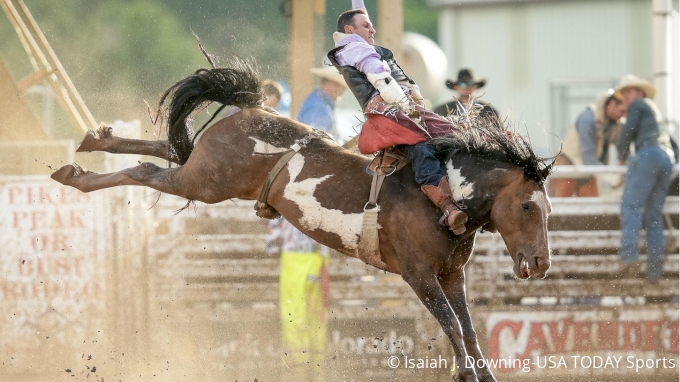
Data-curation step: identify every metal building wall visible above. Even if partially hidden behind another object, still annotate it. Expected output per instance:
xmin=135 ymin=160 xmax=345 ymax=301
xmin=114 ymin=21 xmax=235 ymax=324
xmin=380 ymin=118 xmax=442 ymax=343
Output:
xmin=435 ymin=0 xmax=654 ymax=154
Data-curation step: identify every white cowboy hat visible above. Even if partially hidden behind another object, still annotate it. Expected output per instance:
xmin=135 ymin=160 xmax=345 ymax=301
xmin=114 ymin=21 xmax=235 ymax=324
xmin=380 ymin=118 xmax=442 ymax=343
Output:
xmin=311 ymin=66 xmax=348 ymax=89
xmin=614 ymin=74 xmax=656 ymax=99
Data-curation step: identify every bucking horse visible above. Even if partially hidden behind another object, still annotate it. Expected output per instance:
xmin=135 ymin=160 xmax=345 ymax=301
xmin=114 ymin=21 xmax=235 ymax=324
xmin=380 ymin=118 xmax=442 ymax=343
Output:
xmin=51 ymin=58 xmax=554 ymax=382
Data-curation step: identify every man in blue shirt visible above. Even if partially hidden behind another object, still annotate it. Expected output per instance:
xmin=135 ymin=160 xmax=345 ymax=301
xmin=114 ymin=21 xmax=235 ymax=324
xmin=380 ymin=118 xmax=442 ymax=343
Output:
xmin=297 ymin=67 xmax=347 ymax=141
xmin=615 ymin=74 xmax=674 ymax=281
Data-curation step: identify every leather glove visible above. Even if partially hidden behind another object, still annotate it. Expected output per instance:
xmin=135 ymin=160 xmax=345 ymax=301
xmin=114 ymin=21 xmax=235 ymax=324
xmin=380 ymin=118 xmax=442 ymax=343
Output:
xmin=402 ymin=81 xmax=424 ymax=106
xmin=367 ymin=71 xmax=411 ymax=112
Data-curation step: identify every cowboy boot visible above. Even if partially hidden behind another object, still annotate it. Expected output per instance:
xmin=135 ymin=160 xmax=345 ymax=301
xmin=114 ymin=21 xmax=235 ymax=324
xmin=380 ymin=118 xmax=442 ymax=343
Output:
xmin=421 ymin=176 xmax=468 ymax=235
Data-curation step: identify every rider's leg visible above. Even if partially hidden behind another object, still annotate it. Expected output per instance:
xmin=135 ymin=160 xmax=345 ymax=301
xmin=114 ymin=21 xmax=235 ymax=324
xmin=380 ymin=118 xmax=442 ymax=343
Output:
xmin=404 ymin=141 xmax=468 ymax=234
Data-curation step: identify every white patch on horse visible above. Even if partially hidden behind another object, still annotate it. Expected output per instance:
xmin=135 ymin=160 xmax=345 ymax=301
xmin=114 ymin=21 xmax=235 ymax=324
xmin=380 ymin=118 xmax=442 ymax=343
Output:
xmin=445 ymin=161 xmax=475 ymax=202
xmin=249 ymin=137 xmax=363 ymax=249
xmin=530 ymin=190 xmax=551 ymax=215
xmin=249 ymin=137 xmax=289 ymax=154
xmin=283 ymin=155 xmax=363 ymax=249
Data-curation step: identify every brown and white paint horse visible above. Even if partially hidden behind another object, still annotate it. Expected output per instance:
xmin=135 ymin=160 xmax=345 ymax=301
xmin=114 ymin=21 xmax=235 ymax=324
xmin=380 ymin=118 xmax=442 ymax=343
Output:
xmin=51 ymin=62 xmax=553 ymax=382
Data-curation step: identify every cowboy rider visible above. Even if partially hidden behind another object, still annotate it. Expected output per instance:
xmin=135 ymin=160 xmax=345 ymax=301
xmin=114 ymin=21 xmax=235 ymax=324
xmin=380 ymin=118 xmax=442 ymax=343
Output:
xmin=327 ymin=0 xmax=468 ymax=235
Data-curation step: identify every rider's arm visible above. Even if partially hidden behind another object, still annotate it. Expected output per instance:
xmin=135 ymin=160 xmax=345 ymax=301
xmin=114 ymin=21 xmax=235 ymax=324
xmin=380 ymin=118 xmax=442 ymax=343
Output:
xmin=334 ymin=39 xmax=386 ymax=74
xmin=366 ymin=72 xmax=410 ymax=111
xmin=334 ymin=36 xmax=410 ymax=111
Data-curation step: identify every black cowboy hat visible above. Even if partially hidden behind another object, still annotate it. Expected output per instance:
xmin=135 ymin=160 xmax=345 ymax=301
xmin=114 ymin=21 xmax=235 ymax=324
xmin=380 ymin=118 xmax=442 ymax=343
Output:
xmin=445 ymin=68 xmax=487 ymax=90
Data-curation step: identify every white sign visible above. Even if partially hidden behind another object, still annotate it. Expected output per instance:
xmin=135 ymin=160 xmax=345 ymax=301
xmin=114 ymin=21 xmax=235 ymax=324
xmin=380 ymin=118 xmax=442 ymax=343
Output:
xmin=0 ymin=177 xmax=107 ymax=356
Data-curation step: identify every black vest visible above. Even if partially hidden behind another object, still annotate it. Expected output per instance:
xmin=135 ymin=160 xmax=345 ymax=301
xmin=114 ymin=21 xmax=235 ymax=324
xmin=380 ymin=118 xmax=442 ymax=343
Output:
xmin=327 ymin=44 xmax=412 ymax=110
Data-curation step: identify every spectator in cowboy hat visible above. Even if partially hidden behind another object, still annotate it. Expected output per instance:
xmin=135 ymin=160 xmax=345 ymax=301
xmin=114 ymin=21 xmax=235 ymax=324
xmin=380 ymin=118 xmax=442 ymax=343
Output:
xmin=296 ymin=66 xmax=348 ymax=140
xmin=615 ymin=74 xmax=675 ymax=281
xmin=434 ymin=68 xmax=498 ymax=119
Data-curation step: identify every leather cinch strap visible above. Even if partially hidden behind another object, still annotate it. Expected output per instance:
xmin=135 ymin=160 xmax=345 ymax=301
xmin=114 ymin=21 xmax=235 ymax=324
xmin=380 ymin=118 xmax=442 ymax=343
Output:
xmin=257 ymin=132 xmax=318 ymax=207
xmin=258 ymin=149 xmax=297 ymax=206
xmin=357 ymin=149 xmax=406 ymax=271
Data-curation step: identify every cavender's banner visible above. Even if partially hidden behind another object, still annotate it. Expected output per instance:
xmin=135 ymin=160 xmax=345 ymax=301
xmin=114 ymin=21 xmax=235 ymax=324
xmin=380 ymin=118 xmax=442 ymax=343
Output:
xmin=486 ymin=310 xmax=678 ymax=377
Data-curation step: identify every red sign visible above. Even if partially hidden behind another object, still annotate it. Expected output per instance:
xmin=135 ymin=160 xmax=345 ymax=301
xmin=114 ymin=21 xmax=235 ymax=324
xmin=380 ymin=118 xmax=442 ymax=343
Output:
xmin=486 ymin=310 xmax=679 ymax=375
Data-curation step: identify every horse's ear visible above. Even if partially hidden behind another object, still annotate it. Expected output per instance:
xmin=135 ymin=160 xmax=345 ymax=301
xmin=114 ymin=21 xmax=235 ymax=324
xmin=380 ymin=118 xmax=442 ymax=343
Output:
xmin=538 ymin=160 xmax=555 ymax=182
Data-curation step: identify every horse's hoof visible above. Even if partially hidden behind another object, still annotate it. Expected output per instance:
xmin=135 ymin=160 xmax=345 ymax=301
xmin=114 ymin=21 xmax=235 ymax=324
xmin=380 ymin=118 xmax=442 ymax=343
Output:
xmin=51 ymin=163 xmax=87 ymax=187
xmin=76 ymin=125 xmax=113 ymax=152
xmin=453 ymin=372 xmax=479 ymax=382
xmin=51 ymin=164 xmax=77 ymax=185
xmin=477 ymin=374 xmax=498 ymax=382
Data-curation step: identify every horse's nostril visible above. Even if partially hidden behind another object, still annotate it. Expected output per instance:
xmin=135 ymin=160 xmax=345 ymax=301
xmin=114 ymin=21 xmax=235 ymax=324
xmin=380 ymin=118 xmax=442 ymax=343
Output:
xmin=517 ymin=253 xmax=531 ymax=278
xmin=537 ymin=256 xmax=551 ymax=271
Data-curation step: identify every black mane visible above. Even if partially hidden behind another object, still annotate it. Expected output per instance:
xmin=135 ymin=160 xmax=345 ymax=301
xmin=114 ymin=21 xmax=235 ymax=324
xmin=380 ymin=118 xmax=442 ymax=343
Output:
xmin=431 ymin=115 xmax=555 ymax=185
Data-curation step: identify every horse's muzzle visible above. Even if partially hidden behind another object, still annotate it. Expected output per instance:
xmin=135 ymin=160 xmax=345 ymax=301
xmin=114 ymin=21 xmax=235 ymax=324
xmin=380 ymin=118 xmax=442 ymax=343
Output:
xmin=515 ymin=252 xmax=550 ymax=279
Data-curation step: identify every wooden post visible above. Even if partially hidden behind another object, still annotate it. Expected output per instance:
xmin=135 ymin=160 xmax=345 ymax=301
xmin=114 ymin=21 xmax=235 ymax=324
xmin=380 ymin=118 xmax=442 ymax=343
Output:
xmin=652 ymin=0 xmax=674 ymax=132
xmin=1 ymin=0 xmax=97 ymax=133
xmin=313 ymin=0 xmax=326 ymax=67
xmin=289 ymin=0 xmax=316 ymax=118
xmin=377 ymin=0 xmax=403 ymax=62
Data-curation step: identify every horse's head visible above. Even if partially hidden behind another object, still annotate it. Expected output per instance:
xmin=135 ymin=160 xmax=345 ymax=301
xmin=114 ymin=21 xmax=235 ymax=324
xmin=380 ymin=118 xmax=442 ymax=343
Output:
xmin=488 ymin=168 xmax=552 ymax=279
xmin=433 ymin=118 xmax=555 ymax=279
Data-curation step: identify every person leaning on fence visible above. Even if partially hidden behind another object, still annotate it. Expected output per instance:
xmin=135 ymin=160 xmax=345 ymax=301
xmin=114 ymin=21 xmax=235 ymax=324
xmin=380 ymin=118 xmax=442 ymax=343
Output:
xmin=549 ymin=90 xmax=627 ymax=197
xmin=433 ymin=68 xmax=499 ymax=120
xmin=327 ymin=0 xmax=470 ymax=235
xmin=615 ymin=74 xmax=675 ymax=281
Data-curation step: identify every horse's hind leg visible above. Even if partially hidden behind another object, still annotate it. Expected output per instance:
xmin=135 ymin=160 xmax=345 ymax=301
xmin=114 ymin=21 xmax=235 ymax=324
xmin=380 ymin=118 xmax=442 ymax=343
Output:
xmin=401 ymin=267 xmax=478 ymax=382
xmin=51 ymin=162 xmax=202 ymax=201
xmin=78 ymin=126 xmax=179 ymax=164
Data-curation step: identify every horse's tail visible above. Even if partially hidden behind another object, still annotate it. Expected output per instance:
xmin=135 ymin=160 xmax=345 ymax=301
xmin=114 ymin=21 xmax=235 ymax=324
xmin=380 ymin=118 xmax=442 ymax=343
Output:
xmin=159 ymin=58 xmax=264 ymax=165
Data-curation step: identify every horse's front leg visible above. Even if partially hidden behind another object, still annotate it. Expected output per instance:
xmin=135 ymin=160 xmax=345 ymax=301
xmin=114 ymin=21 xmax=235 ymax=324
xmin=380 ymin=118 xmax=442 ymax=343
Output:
xmin=401 ymin=265 xmax=478 ymax=382
xmin=77 ymin=126 xmax=179 ymax=164
xmin=440 ymin=235 xmax=497 ymax=382
xmin=441 ymin=269 xmax=497 ymax=382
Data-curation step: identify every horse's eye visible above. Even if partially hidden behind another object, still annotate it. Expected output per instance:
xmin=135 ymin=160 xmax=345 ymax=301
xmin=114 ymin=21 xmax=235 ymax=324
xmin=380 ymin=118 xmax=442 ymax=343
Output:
xmin=521 ymin=203 xmax=530 ymax=211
